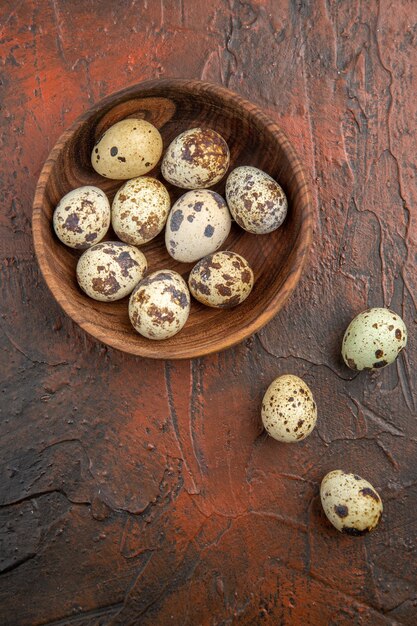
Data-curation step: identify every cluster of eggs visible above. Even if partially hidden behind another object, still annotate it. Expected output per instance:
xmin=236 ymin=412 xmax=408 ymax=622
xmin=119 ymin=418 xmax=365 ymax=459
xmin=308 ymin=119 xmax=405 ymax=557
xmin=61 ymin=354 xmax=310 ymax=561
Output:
xmin=260 ymin=306 xmax=407 ymax=535
xmin=53 ymin=120 xmax=288 ymax=340
xmin=52 ymin=118 xmax=409 ymax=538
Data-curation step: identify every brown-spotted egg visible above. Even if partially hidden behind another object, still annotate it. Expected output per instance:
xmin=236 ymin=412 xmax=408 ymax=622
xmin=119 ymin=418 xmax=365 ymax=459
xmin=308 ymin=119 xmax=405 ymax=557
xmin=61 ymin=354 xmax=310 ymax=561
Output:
xmin=161 ymin=128 xmax=230 ymax=189
xmin=112 ymin=177 xmax=170 ymax=246
xmin=53 ymin=186 xmax=110 ymax=249
xmin=189 ymin=251 xmax=254 ymax=308
xmin=76 ymin=241 xmax=147 ymax=302
xmin=91 ymin=119 xmax=163 ymax=180
xmin=320 ymin=470 xmax=383 ymax=535
xmin=165 ymin=190 xmax=231 ymax=263
xmin=261 ymin=374 xmax=317 ymax=442
xmin=342 ymin=307 xmax=407 ymax=370
xmin=129 ymin=270 xmax=190 ymax=340
xmin=226 ymin=166 xmax=287 ymax=234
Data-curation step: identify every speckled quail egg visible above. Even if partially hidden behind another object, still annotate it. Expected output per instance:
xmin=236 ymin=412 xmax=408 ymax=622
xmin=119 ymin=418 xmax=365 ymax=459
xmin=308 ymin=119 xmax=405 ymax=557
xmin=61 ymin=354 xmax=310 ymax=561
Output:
xmin=161 ymin=127 xmax=230 ymax=189
xmin=91 ymin=119 xmax=163 ymax=180
xmin=261 ymin=374 xmax=317 ymax=443
xmin=225 ymin=166 xmax=288 ymax=234
xmin=320 ymin=470 xmax=383 ymax=535
xmin=342 ymin=307 xmax=407 ymax=370
xmin=53 ymin=186 xmax=110 ymax=249
xmin=76 ymin=241 xmax=147 ymax=302
xmin=188 ymin=251 xmax=254 ymax=308
xmin=129 ymin=270 xmax=190 ymax=340
xmin=165 ymin=190 xmax=231 ymax=263
xmin=111 ymin=176 xmax=170 ymax=246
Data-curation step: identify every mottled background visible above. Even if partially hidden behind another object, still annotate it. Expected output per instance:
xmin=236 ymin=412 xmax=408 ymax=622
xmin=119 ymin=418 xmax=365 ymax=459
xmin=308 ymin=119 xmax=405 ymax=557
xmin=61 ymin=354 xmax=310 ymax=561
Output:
xmin=1 ymin=1 xmax=417 ymax=624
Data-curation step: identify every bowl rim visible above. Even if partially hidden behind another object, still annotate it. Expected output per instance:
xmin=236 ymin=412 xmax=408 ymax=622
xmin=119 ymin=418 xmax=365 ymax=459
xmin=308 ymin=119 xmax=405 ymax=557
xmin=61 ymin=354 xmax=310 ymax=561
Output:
xmin=32 ymin=78 xmax=314 ymax=360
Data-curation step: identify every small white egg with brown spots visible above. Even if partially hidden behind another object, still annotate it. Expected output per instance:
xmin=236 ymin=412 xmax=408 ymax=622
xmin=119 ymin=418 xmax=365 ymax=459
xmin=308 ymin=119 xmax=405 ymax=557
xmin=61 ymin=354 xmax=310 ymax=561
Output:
xmin=261 ymin=374 xmax=317 ymax=443
xmin=189 ymin=251 xmax=254 ymax=308
xmin=225 ymin=166 xmax=287 ymax=234
xmin=76 ymin=241 xmax=147 ymax=302
xmin=129 ymin=270 xmax=190 ymax=340
xmin=91 ymin=119 xmax=163 ymax=180
xmin=53 ymin=186 xmax=110 ymax=249
xmin=161 ymin=127 xmax=230 ymax=189
xmin=320 ymin=470 xmax=383 ymax=535
xmin=342 ymin=307 xmax=407 ymax=370
xmin=165 ymin=190 xmax=231 ymax=263
xmin=112 ymin=176 xmax=170 ymax=246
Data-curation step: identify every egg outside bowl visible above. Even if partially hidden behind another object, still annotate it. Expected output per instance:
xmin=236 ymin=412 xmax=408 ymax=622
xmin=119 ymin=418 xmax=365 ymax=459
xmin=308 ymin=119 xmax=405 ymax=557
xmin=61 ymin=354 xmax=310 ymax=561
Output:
xmin=32 ymin=79 xmax=313 ymax=359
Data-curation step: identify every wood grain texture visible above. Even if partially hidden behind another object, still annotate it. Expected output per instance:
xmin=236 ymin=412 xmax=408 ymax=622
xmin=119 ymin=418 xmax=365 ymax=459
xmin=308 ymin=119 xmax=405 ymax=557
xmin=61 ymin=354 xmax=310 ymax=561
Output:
xmin=32 ymin=79 xmax=313 ymax=359
xmin=1 ymin=1 xmax=417 ymax=624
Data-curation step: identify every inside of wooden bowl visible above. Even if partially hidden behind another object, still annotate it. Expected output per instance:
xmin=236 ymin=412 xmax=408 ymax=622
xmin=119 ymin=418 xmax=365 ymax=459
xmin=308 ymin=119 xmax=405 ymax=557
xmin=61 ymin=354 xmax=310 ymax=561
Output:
xmin=33 ymin=80 xmax=312 ymax=359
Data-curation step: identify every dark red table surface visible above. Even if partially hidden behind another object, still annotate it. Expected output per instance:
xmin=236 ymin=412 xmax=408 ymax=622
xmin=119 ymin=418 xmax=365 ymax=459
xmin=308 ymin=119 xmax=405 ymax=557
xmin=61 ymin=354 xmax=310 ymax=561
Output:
xmin=1 ymin=1 xmax=417 ymax=624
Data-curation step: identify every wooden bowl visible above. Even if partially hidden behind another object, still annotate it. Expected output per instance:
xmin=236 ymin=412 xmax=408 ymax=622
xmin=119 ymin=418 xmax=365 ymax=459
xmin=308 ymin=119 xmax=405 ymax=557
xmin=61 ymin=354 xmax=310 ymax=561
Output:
xmin=32 ymin=79 xmax=313 ymax=359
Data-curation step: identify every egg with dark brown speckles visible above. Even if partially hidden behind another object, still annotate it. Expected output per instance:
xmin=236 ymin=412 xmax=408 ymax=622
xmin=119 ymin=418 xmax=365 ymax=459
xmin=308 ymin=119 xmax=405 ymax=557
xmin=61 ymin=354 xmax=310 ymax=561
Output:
xmin=320 ymin=470 xmax=383 ymax=535
xmin=342 ymin=307 xmax=407 ymax=370
xmin=112 ymin=177 xmax=170 ymax=246
xmin=91 ymin=119 xmax=163 ymax=180
xmin=226 ymin=166 xmax=287 ymax=234
xmin=53 ymin=186 xmax=110 ymax=249
xmin=189 ymin=251 xmax=254 ymax=308
xmin=165 ymin=190 xmax=231 ymax=263
xmin=129 ymin=270 xmax=190 ymax=340
xmin=161 ymin=127 xmax=230 ymax=189
xmin=261 ymin=375 xmax=317 ymax=442
xmin=76 ymin=241 xmax=147 ymax=302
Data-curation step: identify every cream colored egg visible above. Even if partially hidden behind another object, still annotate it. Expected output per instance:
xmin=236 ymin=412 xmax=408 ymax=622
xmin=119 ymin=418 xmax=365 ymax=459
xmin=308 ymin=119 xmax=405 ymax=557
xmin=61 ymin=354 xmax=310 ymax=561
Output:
xmin=161 ymin=127 xmax=230 ymax=189
xmin=91 ymin=119 xmax=163 ymax=180
xmin=189 ymin=251 xmax=254 ymax=308
xmin=261 ymin=374 xmax=317 ymax=442
xmin=225 ymin=166 xmax=287 ymax=234
xmin=165 ymin=190 xmax=231 ymax=263
xmin=129 ymin=270 xmax=190 ymax=340
xmin=342 ymin=307 xmax=407 ymax=370
xmin=320 ymin=470 xmax=383 ymax=535
xmin=53 ymin=186 xmax=110 ymax=249
xmin=76 ymin=241 xmax=147 ymax=302
xmin=112 ymin=176 xmax=170 ymax=246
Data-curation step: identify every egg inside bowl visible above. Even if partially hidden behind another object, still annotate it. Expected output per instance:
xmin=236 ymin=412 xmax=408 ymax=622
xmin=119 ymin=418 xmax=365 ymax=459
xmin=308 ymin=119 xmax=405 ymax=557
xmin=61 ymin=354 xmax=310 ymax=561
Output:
xmin=32 ymin=79 xmax=313 ymax=359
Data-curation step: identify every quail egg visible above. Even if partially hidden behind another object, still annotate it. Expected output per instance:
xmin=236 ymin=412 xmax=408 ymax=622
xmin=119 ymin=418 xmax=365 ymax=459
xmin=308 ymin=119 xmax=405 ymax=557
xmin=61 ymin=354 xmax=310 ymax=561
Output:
xmin=165 ymin=190 xmax=231 ymax=263
xmin=225 ymin=166 xmax=287 ymax=234
xmin=320 ymin=470 xmax=383 ymax=535
xmin=261 ymin=374 xmax=317 ymax=442
xmin=91 ymin=119 xmax=163 ymax=180
xmin=112 ymin=176 xmax=170 ymax=246
xmin=342 ymin=307 xmax=407 ymax=370
xmin=53 ymin=186 xmax=110 ymax=249
xmin=161 ymin=127 xmax=230 ymax=189
xmin=189 ymin=251 xmax=254 ymax=308
xmin=129 ymin=270 xmax=190 ymax=340
xmin=76 ymin=241 xmax=147 ymax=302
